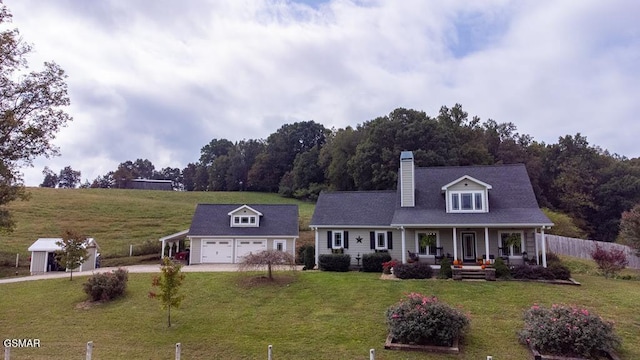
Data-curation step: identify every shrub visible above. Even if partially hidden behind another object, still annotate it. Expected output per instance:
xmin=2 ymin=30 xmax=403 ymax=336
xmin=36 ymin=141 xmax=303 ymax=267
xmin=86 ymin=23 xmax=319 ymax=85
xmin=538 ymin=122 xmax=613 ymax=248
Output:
xmin=393 ymin=262 xmax=433 ymax=279
xmin=591 ymin=244 xmax=628 ymax=278
xmin=438 ymin=257 xmax=452 ymax=279
xmin=519 ymin=304 xmax=620 ymax=358
xmin=547 ymin=262 xmax=571 ymax=280
xmin=493 ymin=257 xmax=511 ymax=279
xmin=318 ymin=254 xmax=351 ymax=272
xmin=386 ymin=293 xmax=469 ymax=347
xmin=362 ymin=252 xmax=392 ymax=273
xmin=297 ymin=244 xmax=313 ymax=265
xmin=83 ymin=268 xmax=129 ymax=301
xmin=134 ymin=239 xmax=162 ymax=256
xmin=302 ymin=246 xmax=315 ymax=270
xmin=511 ymin=264 xmax=554 ymax=280
xmin=382 ymin=259 xmax=399 ymax=274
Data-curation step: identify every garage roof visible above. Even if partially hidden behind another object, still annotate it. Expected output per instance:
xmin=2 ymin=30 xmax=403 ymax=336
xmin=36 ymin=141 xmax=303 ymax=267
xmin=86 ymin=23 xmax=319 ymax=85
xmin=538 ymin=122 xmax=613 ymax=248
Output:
xmin=188 ymin=204 xmax=299 ymax=237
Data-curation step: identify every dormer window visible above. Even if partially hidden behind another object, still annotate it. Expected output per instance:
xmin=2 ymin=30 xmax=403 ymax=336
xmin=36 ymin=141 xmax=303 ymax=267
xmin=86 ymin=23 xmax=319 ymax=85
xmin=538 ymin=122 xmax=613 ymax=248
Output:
xmin=228 ymin=205 xmax=262 ymax=227
xmin=233 ymin=215 xmax=257 ymax=225
xmin=442 ymin=175 xmax=491 ymax=213
xmin=450 ymin=191 xmax=485 ymax=212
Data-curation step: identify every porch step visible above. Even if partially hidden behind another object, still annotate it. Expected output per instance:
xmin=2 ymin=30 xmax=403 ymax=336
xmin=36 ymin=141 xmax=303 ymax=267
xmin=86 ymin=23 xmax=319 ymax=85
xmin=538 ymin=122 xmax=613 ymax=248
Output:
xmin=452 ymin=268 xmax=496 ymax=281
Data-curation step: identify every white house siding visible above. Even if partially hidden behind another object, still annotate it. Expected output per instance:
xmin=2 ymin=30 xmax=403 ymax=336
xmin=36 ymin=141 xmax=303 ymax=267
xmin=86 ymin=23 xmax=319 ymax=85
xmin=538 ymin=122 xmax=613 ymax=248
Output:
xmin=189 ymin=237 xmax=296 ymax=264
xmin=448 ymin=181 xmax=486 ymax=191
xmin=318 ymin=229 xmax=402 ymax=265
xmin=30 ymin=251 xmax=47 ymax=275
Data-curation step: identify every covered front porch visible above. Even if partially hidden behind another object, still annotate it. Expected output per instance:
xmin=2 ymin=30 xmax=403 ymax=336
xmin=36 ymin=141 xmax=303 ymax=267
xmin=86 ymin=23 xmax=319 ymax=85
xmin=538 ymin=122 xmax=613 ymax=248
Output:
xmin=399 ymin=226 xmax=550 ymax=267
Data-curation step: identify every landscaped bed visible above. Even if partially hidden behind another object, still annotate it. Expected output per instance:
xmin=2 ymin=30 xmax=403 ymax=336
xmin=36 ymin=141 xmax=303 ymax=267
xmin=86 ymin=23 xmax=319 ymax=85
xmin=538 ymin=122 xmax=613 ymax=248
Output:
xmin=0 ymin=271 xmax=638 ymax=359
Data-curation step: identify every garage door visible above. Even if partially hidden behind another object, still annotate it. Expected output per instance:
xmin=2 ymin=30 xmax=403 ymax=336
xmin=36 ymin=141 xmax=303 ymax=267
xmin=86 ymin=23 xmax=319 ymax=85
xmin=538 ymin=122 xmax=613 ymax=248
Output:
xmin=235 ymin=239 xmax=267 ymax=262
xmin=201 ymin=240 xmax=233 ymax=263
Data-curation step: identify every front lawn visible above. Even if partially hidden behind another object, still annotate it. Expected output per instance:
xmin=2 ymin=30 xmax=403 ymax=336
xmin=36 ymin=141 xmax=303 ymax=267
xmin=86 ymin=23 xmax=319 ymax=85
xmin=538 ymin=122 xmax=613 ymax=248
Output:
xmin=1 ymin=271 xmax=638 ymax=359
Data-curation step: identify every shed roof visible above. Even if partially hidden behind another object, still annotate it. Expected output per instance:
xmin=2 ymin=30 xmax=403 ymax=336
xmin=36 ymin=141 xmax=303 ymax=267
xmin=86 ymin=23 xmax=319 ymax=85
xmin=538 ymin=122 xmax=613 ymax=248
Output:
xmin=28 ymin=238 xmax=98 ymax=252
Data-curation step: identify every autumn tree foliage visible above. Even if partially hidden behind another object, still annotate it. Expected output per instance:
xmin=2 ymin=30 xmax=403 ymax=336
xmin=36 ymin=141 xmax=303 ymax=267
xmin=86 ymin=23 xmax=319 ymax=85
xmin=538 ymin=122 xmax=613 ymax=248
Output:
xmin=619 ymin=203 xmax=640 ymax=255
xmin=238 ymin=250 xmax=296 ymax=280
xmin=149 ymin=257 xmax=185 ymax=327
xmin=0 ymin=4 xmax=72 ymax=231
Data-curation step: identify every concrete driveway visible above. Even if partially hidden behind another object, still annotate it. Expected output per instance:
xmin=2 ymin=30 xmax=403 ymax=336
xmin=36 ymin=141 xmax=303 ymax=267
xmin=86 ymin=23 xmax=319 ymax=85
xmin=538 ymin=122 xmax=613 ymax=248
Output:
xmin=0 ymin=263 xmax=246 ymax=284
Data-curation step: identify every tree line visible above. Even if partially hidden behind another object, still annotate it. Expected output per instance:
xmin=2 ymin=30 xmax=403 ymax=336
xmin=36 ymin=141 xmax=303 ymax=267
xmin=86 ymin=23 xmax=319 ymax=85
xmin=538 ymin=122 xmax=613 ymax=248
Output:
xmin=44 ymin=104 xmax=640 ymax=243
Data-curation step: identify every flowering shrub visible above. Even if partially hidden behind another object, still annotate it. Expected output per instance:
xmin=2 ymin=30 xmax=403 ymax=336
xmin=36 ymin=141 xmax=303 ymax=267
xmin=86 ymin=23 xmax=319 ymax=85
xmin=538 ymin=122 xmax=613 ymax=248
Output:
xmin=83 ymin=268 xmax=129 ymax=301
xmin=382 ymin=259 xmax=399 ymax=274
xmin=386 ymin=293 xmax=469 ymax=347
xmin=519 ymin=304 xmax=620 ymax=358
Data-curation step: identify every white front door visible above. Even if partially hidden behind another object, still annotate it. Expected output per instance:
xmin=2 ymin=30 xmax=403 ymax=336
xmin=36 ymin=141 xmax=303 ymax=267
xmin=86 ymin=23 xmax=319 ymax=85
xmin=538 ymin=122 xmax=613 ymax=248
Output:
xmin=462 ymin=232 xmax=476 ymax=262
xmin=201 ymin=240 xmax=233 ymax=263
xmin=235 ymin=239 xmax=267 ymax=262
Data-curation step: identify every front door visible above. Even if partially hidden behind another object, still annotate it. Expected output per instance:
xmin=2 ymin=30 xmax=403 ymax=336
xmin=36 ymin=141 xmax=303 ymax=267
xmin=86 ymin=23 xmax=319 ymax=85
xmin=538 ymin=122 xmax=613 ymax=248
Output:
xmin=462 ymin=232 xmax=476 ymax=262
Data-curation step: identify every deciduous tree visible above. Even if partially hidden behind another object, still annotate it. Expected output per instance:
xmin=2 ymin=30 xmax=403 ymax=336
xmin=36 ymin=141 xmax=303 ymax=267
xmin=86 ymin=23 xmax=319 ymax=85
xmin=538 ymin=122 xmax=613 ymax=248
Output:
xmin=238 ymin=249 xmax=296 ymax=280
xmin=149 ymin=257 xmax=185 ymax=327
xmin=0 ymin=4 xmax=72 ymax=231
xmin=55 ymin=229 xmax=88 ymax=281
xmin=619 ymin=203 xmax=640 ymax=255
xmin=57 ymin=165 xmax=81 ymax=188
xmin=40 ymin=166 xmax=58 ymax=188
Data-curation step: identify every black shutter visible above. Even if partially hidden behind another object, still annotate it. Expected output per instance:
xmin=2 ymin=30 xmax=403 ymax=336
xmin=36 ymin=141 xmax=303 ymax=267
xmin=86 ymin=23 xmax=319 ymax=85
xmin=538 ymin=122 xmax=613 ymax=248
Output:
xmin=344 ymin=231 xmax=349 ymax=249
xmin=370 ymin=232 xmax=375 ymax=249
xmin=387 ymin=231 xmax=393 ymax=250
xmin=327 ymin=231 xmax=332 ymax=248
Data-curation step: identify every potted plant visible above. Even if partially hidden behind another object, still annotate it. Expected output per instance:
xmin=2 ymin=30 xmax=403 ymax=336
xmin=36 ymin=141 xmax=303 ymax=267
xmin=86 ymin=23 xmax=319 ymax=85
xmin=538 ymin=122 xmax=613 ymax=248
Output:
xmin=419 ymin=234 xmax=436 ymax=249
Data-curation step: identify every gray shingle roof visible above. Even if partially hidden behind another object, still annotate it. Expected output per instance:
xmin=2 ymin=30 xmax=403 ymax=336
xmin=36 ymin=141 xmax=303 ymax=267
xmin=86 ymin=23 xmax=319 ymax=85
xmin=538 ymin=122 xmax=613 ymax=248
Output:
xmin=311 ymin=163 xmax=552 ymax=228
xmin=188 ymin=204 xmax=299 ymax=237
xmin=310 ymin=191 xmax=397 ymax=227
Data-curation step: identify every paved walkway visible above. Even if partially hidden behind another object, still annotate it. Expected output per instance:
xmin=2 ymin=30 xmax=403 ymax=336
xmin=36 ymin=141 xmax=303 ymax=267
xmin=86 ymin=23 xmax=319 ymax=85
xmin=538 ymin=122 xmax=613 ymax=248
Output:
xmin=0 ymin=264 xmax=247 ymax=284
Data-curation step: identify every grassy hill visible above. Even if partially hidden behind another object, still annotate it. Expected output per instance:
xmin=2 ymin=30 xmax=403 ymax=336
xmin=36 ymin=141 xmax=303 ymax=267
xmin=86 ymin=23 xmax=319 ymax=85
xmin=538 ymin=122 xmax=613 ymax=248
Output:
xmin=0 ymin=270 xmax=639 ymax=359
xmin=2 ymin=187 xmax=315 ymax=257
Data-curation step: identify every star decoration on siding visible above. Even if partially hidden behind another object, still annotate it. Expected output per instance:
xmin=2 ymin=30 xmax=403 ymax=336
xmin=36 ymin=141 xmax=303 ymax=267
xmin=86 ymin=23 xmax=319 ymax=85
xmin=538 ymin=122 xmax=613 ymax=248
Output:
xmin=356 ymin=236 xmax=363 ymax=243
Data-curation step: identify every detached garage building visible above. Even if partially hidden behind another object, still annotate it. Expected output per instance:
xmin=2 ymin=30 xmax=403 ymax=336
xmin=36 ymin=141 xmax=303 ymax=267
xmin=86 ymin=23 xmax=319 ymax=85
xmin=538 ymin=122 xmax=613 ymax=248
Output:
xmin=27 ymin=238 xmax=100 ymax=275
xmin=188 ymin=204 xmax=298 ymax=264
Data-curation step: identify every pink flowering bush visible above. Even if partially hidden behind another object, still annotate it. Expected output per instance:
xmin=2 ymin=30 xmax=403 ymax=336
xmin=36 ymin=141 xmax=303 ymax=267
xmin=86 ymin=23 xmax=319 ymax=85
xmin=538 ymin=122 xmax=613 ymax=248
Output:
xmin=519 ymin=304 xmax=620 ymax=358
xmin=386 ymin=293 xmax=469 ymax=347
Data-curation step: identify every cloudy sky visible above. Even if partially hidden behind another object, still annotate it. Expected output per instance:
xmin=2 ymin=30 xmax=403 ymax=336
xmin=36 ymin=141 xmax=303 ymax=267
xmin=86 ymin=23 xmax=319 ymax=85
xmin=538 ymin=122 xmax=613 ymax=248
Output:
xmin=4 ymin=0 xmax=639 ymax=186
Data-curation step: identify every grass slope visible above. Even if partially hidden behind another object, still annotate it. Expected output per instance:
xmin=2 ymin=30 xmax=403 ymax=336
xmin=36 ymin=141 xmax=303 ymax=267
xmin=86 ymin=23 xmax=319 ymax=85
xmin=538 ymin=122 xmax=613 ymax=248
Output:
xmin=2 ymin=187 xmax=315 ymax=257
xmin=0 ymin=271 xmax=639 ymax=359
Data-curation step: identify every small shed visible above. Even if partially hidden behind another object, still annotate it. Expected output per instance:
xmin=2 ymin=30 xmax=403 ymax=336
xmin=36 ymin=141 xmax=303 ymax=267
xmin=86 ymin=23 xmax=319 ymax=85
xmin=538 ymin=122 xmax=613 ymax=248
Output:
xmin=27 ymin=238 xmax=100 ymax=275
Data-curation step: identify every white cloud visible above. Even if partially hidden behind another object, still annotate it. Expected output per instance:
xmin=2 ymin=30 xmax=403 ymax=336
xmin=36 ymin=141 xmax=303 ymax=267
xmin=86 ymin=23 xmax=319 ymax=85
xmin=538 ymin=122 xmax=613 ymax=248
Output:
xmin=4 ymin=0 xmax=639 ymax=186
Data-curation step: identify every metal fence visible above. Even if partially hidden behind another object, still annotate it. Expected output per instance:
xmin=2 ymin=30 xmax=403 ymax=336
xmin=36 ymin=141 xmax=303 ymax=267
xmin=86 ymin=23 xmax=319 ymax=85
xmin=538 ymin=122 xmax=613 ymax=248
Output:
xmin=539 ymin=234 xmax=640 ymax=269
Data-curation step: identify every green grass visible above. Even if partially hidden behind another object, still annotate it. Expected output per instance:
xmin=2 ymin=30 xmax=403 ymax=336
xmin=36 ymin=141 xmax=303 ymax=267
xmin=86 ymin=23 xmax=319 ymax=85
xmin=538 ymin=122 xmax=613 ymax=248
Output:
xmin=2 ymin=187 xmax=315 ymax=257
xmin=1 ymin=271 xmax=639 ymax=359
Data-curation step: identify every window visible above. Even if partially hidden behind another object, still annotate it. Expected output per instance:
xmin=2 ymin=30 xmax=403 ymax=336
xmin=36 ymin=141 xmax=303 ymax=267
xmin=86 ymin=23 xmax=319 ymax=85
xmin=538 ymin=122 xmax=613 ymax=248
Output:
xmin=450 ymin=191 xmax=485 ymax=212
xmin=232 ymin=215 xmax=258 ymax=227
xmin=333 ymin=231 xmax=343 ymax=249
xmin=499 ymin=231 xmax=523 ymax=256
xmin=376 ymin=231 xmax=387 ymax=250
xmin=274 ymin=240 xmax=286 ymax=252
xmin=417 ymin=231 xmax=438 ymax=255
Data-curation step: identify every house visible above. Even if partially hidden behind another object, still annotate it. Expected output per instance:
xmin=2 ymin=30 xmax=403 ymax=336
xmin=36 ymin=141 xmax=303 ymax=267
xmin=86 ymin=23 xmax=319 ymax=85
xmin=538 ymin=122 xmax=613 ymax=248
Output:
xmin=27 ymin=238 xmax=100 ymax=275
xmin=310 ymin=151 xmax=553 ymax=267
xmin=187 ymin=204 xmax=298 ymax=264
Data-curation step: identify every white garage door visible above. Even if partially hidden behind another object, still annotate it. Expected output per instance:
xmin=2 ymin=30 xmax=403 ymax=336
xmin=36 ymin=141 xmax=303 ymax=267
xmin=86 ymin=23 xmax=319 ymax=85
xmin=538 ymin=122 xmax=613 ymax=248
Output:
xmin=201 ymin=240 xmax=233 ymax=263
xmin=235 ymin=240 xmax=267 ymax=262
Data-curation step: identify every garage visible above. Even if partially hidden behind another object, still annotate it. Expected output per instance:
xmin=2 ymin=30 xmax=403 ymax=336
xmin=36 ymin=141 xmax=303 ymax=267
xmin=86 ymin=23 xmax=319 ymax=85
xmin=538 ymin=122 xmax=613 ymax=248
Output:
xmin=201 ymin=240 xmax=233 ymax=263
xmin=235 ymin=239 xmax=266 ymax=262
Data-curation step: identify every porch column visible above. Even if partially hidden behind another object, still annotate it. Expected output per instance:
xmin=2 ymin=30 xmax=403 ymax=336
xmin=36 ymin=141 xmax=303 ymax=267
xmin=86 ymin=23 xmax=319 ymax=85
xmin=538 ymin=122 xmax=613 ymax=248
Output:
xmin=161 ymin=239 xmax=166 ymax=258
xmin=452 ymin=227 xmax=458 ymax=260
xmin=541 ymin=227 xmax=547 ymax=268
xmin=168 ymin=242 xmax=173 ymax=257
xmin=314 ymin=228 xmax=319 ymax=269
xmin=535 ymin=231 xmax=540 ymax=265
xmin=401 ymin=227 xmax=406 ymax=264
xmin=484 ymin=227 xmax=490 ymax=261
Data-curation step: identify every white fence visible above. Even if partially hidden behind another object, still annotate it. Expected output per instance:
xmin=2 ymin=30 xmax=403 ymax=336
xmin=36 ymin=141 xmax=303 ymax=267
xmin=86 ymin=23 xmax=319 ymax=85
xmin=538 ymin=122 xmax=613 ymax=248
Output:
xmin=539 ymin=234 xmax=640 ymax=269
